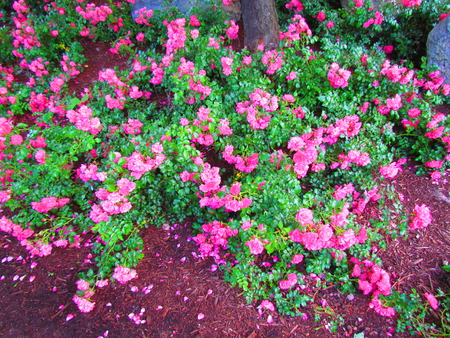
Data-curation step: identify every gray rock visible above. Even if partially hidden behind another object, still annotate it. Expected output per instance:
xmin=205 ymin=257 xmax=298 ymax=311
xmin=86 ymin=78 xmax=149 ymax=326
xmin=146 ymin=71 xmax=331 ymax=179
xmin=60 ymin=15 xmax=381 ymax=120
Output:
xmin=131 ymin=0 xmax=242 ymax=22
xmin=427 ymin=15 xmax=450 ymax=84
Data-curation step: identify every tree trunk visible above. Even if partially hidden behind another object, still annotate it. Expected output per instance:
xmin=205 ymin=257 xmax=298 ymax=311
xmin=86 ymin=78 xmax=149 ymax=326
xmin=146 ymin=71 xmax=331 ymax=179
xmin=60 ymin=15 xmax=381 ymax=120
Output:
xmin=241 ymin=0 xmax=280 ymax=52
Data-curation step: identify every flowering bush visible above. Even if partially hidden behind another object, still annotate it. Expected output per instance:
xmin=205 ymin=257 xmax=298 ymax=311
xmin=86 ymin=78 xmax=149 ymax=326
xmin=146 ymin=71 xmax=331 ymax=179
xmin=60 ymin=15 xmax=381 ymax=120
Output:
xmin=0 ymin=0 xmax=449 ymax=334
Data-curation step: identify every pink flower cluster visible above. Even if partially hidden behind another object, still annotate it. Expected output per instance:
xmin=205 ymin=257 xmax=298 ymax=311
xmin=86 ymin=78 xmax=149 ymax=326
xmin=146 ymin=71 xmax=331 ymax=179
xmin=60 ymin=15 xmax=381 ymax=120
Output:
xmin=288 ymin=115 xmax=363 ymax=178
xmin=22 ymin=58 xmax=49 ymax=77
xmin=261 ymin=50 xmax=284 ymax=75
xmin=0 ymin=217 xmax=66 ymax=258
xmin=222 ymin=145 xmax=259 ymax=173
xmin=31 ymin=196 xmax=70 ymax=213
xmin=285 ymin=0 xmax=303 ymax=11
xmin=409 ymin=204 xmax=432 ymax=230
xmin=109 ymin=36 xmax=134 ymax=54
xmin=401 ymin=0 xmax=422 ymax=7
xmin=328 ymin=62 xmax=351 ymax=88
xmin=12 ymin=0 xmax=41 ymax=49
xmin=123 ymin=148 xmax=166 ymax=180
xmin=73 ymin=279 xmax=95 ymax=313
xmin=112 ymin=265 xmax=138 ymax=284
xmin=50 ymin=75 xmax=66 ymax=93
xmin=0 ymin=216 xmax=34 ymax=242
xmin=225 ymin=20 xmax=239 ymax=40
xmin=363 ymin=11 xmax=384 ymax=28
xmin=165 ymin=18 xmax=186 ymax=54
xmin=424 ymin=292 xmax=439 ymax=310
xmin=193 ymin=220 xmax=238 ymax=263
xmin=221 ymin=56 xmax=233 ymax=76
xmin=351 ymin=258 xmax=395 ymax=317
xmin=134 ymin=7 xmax=153 ymax=26
xmin=352 ymin=258 xmax=392 ymax=297
xmin=60 ymin=55 xmax=81 ymax=77
xmin=375 ymin=93 xmax=402 ymax=115
xmin=236 ymin=88 xmax=278 ymax=130
xmin=245 ymin=237 xmax=265 ymax=255
xmin=379 ymin=60 xmax=414 ymax=84
xmin=66 ymin=105 xmax=103 ymax=135
xmin=89 ymin=178 xmax=136 ymax=223
xmin=78 ymin=164 xmax=107 ymax=182
xmin=75 ymin=4 xmax=113 ymax=25
xmin=290 ymin=208 xmax=367 ymax=251
xmin=195 ymin=162 xmax=252 ymax=211
xmin=122 ymin=118 xmax=143 ymax=135
xmin=279 ymin=273 xmax=298 ymax=290
xmin=379 ymin=159 xmax=406 ymax=178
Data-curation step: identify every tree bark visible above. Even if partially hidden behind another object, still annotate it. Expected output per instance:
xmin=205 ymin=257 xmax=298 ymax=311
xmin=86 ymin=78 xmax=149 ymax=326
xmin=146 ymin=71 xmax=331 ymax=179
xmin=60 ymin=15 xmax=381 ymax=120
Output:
xmin=241 ymin=0 xmax=280 ymax=52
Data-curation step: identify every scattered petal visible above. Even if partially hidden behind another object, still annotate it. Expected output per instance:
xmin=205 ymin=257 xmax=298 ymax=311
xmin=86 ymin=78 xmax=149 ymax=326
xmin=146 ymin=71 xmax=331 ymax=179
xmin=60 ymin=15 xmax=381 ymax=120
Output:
xmin=66 ymin=314 xmax=74 ymax=321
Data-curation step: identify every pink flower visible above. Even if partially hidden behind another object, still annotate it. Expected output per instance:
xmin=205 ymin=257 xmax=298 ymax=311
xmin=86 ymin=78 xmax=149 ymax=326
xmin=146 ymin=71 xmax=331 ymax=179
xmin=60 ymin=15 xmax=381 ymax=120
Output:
xmin=279 ymin=273 xmax=298 ymax=290
xmin=369 ymin=297 xmax=396 ymax=317
xmin=326 ymin=21 xmax=334 ymax=28
xmin=225 ymin=20 xmax=239 ymax=40
xmin=136 ymin=32 xmax=144 ymax=41
xmin=424 ymin=160 xmax=443 ymax=169
xmin=295 ymin=208 xmax=313 ymax=226
xmin=424 ymin=292 xmax=439 ymax=310
xmin=425 ymin=126 xmax=445 ymax=139
xmin=291 ymin=254 xmax=304 ymax=264
xmin=328 ymin=63 xmax=351 ymax=88
xmin=72 ymin=295 xmax=95 ymax=313
xmin=257 ymin=300 xmax=275 ymax=316
xmin=189 ymin=14 xmax=200 ymax=26
xmin=382 ymin=45 xmax=394 ymax=54
xmin=317 ymin=11 xmax=326 ymax=22
xmin=409 ymin=204 xmax=432 ymax=230
xmin=286 ymin=71 xmax=297 ymax=80
xmin=113 ymin=266 xmax=138 ymax=284
xmin=10 ymin=134 xmax=23 ymax=145
xmin=190 ymin=29 xmax=199 ymax=39
xmin=379 ymin=162 xmax=401 ymax=178
xmin=245 ymin=238 xmax=264 ymax=255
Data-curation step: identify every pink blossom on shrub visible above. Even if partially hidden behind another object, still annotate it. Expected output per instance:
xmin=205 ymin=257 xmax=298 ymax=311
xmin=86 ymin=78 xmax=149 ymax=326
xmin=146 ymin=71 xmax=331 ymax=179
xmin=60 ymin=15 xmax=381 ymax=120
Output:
xmin=221 ymin=57 xmax=233 ymax=76
xmin=261 ymin=50 xmax=284 ymax=75
xmin=425 ymin=126 xmax=445 ymax=139
xmin=189 ymin=14 xmax=200 ymax=26
xmin=332 ymin=183 xmax=355 ymax=200
xmin=225 ymin=20 xmax=239 ymax=39
xmin=328 ymin=63 xmax=351 ymax=88
xmin=295 ymin=208 xmax=313 ymax=226
xmin=279 ymin=273 xmax=298 ymax=289
xmin=409 ymin=204 xmax=432 ymax=230
xmin=31 ymin=196 xmax=70 ymax=213
xmin=73 ymin=295 xmax=95 ymax=313
xmin=326 ymin=21 xmax=334 ymax=28
xmin=35 ymin=149 xmax=48 ymax=164
xmin=113 ymin=266 xmax=138 ymax=284
xmin=286 ymin=0 xmax=303 ymax=11
xmin=10 ymin=134 xmax=23 ymax=145
xmin=291 ymin=254 xmax=304 ymax=264
xmin=286 ymin=71 xmax=297 ymax=80
xmin=424 ymin=160 xmax=443 ymax=169
xmin=246 ymin=237 xmax=264 ymax=255
xmin=379 ymin=162 xmax=401 ymax=178
xmin=369 ymin=297 xmax=396 ymax=317
xmin=89 ymin=204 xmax=109 ymax=223
xmin=424 ymin=292 xmax=439 ymax=310
xmin=317 ymin=11 xmax=326 ymax=22
xmin=401 ymin=0 xmax=422 ymax=7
